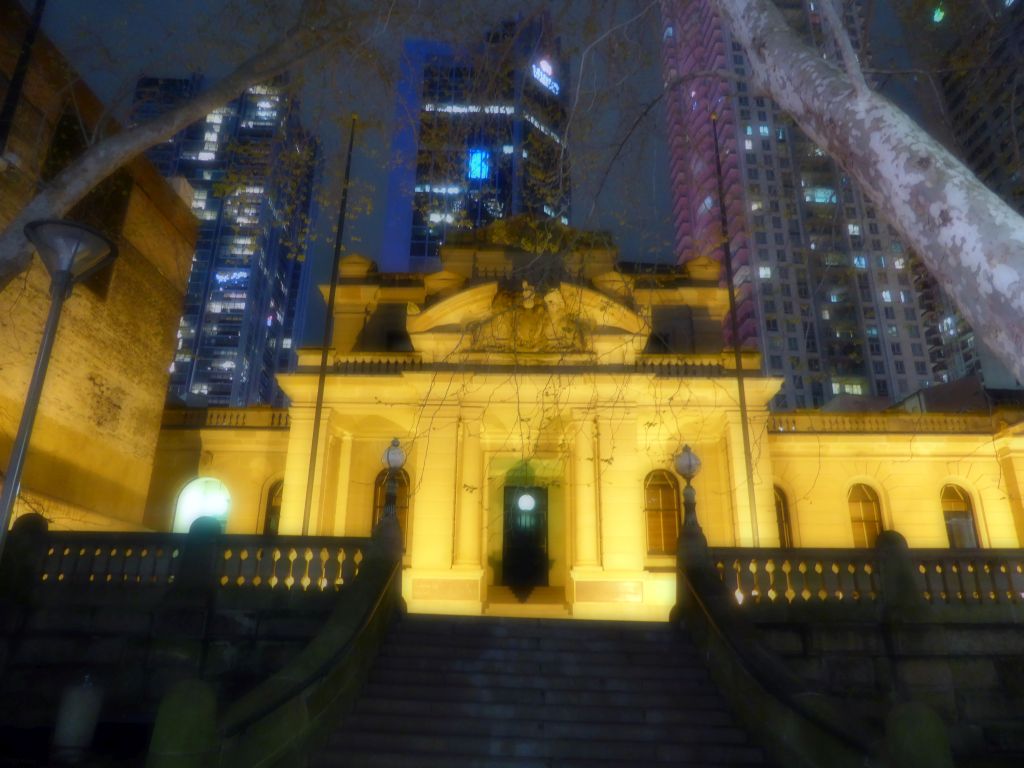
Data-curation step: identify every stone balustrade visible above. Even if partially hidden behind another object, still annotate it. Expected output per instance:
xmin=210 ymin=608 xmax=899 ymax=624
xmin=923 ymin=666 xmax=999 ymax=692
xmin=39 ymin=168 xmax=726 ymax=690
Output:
xmin=910 ymin=549 xmax=1024 ymax=604
xmin=217 ymin=535 xmax=364 ymax=591
xmin=711 ymin=547 xmax=1024 ymax=606
xmin=766 ymin=412 xmax=1004 ymax=434
xmin=686 ymin=534 xmax=1024 ymax=767
xmin=161 ymin=408 xmax=290 ymax=429
xmin=35 ymin=531 xmax=367 ymax=593
xmin=712 ymin=547 xmax=880 ymax=605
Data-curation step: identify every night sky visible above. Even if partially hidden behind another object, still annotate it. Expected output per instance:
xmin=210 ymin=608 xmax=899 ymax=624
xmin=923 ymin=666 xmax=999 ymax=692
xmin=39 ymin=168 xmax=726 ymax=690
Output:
xmin=33 ymin=0 xmax=674 ymax=342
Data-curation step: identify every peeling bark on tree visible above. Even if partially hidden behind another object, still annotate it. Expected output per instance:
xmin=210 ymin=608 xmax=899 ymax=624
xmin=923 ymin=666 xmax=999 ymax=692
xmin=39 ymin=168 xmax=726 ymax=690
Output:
xmin=712 ymin=0 xmax=1024 ymax=384
xmin=0 ymin=6 xmax=353 ymax=290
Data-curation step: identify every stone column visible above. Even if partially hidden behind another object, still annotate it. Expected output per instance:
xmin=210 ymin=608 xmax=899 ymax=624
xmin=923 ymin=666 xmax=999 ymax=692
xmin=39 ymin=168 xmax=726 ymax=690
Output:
xmin=995 ymin=432 xmax=1024 ymax=546
xmin=316 ymin=435 xmax=341 ymax=535
xmin=279 ymin=406 xmax=329 ymax=534
xmin=408 ymin=410 xmax=459 ymax=570
xmin=572 ymin=413 xmax=600 ymax=567
xmin=596 ymin=412 xmax=642 ymax=571
xmin=454 ymin=415 xmax=483 ymax=567
xmin=723 ymin=409 xmax=774 ymax=546
xmin=329 ymin=432 xmax=353 ymax=536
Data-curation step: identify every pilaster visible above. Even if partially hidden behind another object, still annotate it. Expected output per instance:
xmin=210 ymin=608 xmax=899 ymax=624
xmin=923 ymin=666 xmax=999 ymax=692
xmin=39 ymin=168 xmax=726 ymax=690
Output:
xmin=454 ymin=413 xmax=484 ymax=567
xmin=571 ymin=412 xmax=600 ymax=568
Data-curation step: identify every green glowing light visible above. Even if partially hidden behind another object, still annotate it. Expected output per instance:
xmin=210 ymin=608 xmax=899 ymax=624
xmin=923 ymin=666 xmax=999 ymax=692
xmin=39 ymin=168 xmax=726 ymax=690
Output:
xmin=932 ymin=6 xmax=945 ymax=22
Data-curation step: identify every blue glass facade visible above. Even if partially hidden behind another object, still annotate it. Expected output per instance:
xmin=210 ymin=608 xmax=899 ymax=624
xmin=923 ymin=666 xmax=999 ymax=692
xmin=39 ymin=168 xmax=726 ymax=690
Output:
xmin=380 ymin=17 xmax=571 ymax=273
xmin=131 ymin=77 xmax=318 ymax=407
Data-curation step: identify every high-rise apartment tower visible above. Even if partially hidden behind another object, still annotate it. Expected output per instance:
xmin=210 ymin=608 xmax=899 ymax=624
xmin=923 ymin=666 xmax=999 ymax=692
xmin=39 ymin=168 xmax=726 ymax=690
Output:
xmin=661 ymin=0 xmax=939 ymax=409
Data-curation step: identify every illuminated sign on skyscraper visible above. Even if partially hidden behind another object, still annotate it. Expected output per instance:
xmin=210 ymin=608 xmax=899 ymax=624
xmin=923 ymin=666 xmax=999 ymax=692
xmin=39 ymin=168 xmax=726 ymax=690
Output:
xmin=531 ymin=59 xmax=560 ymax=95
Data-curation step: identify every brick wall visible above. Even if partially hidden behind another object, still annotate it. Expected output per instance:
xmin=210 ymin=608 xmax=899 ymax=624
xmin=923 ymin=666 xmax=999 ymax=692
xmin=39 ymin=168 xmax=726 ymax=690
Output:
xmin=0 ymin=0 xmax=196 ymax=529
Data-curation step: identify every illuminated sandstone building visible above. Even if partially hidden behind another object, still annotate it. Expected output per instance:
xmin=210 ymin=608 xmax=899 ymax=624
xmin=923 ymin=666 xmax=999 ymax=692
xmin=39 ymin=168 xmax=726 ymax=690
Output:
xmin=0 ymin=1 xmax=196 ymax=531
xmin=149 ymin=222 xmax=1024 ymax=619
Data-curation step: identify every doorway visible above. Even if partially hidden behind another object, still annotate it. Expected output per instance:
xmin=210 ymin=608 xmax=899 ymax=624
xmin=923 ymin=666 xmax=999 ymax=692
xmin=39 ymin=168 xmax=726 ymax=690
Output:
xmin=502 ymin=485 xmax=548 ymax=593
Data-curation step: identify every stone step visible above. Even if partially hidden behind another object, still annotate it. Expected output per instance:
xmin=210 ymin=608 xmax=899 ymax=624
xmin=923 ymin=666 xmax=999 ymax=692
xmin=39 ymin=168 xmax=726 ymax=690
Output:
xmin=323 ymin=730 xmax=764 ymax=764
xmin=311 ymin=614 xmax=766 ymax=767
xmin=382 ymin=634 xmax=689 ymax=657
xmin=360 ymin=680 xmax=730 ymax=710
xmin=367 ymin=666 xmax=711 ymax=694
xmin=353 ymin=694 xmax=739 ymax=726
xmin=318 ymin=752 xmax=765 ymax=768
xmin=385 ymin=626 xmax=694 ymax=652
xmin=338 ymin=711 xmax=752 ymax=745
xmin=370 ymin=652 xmax=710 ymax=681
xmin=377 ymin=636 xmax=698 ymax=662
xmin=385 ymin=618 xmax=679 ymax=638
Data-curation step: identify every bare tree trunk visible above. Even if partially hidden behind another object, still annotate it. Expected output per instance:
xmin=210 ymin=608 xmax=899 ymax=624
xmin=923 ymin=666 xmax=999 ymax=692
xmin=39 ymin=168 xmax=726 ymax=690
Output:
xmin=0 ymin=7 xmax=352 ymax=289
xmin=711 ymin=0 xmax=1024 ymax=384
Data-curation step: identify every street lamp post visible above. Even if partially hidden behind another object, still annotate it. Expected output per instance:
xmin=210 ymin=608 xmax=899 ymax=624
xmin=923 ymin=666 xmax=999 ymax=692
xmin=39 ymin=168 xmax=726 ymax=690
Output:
xmin=0 ymin=220 xmax=117 ymax=560
xmin=377 ymin=438 xmax=406 ymax=558
xmin=674 ymin=444 xmax=702 ymax=532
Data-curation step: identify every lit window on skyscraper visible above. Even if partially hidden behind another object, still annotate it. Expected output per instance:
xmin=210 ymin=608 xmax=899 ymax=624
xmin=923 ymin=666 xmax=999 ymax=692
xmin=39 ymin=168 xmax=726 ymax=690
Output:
xmin=468 ymin=149 xmax=490 ymax=180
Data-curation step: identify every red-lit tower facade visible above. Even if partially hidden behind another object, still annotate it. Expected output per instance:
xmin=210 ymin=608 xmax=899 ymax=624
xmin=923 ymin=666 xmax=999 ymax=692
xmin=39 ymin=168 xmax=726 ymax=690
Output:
xmin=660 ymin=1 xmax=942 ymax=410
xmin=659 ymin=1 xmax=757 ymax=354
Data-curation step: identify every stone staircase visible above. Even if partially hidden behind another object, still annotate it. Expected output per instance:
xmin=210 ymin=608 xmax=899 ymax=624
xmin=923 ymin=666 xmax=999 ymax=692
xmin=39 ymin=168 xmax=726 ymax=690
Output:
xmin=313 ymin=614 xmax=767 ymax=767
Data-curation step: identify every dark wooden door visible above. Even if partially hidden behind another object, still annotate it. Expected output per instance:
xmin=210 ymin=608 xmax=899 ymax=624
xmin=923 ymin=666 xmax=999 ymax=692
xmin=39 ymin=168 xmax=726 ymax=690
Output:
xmin=502 ymin=486 xmax=548 ymax=588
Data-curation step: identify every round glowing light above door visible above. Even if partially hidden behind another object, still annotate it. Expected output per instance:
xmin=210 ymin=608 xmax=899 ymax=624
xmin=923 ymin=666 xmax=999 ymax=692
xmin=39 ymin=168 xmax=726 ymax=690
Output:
xmin=517 ymin=493 xmax=536 ymax=512
xmin=174 ymin=477 xmax=231 ymax=533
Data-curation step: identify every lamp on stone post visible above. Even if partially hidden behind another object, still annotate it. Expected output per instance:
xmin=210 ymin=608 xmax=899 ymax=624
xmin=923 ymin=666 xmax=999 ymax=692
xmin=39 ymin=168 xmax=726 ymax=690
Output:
xmin=674 ymin=444 xmax=702 ymax=532
xmin=376 ymin=438 xmax=406 ymax=558
xmin=0 ymin=220 xmax=117 ymax=561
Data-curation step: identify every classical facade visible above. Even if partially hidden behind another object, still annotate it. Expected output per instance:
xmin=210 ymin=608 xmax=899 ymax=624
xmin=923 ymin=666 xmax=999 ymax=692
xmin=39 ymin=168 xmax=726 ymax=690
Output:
xmin=147 ymin=222 xmax=1024 ymax=620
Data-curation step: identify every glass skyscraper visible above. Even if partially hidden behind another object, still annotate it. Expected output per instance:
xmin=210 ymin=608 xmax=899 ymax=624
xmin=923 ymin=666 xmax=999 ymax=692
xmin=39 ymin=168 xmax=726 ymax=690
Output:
xmin=131 ymin=77 xmax=319 ymax=407
xmin=380 ymin=16 xmax=571 ymax=273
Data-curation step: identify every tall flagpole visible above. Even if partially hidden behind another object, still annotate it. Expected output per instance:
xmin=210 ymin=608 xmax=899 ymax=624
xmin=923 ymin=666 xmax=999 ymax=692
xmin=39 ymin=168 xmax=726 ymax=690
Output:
xmin=711 ymin=111 xmax=760 ymax=547
xmin=302 ymin=115 xmax=357 ymax=535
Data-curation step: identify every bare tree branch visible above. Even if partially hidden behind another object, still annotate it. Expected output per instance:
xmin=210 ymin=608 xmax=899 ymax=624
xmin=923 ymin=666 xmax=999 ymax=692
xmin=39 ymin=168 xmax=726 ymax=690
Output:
xmin=0 ymin=4 xmax=364 ymax=290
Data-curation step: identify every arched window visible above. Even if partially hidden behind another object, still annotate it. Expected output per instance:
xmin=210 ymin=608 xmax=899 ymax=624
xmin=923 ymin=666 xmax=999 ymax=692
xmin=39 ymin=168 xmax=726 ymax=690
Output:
xmin=373 ymin=469 xmax=410 ymax=548
xmin=941 ymin=484 xmax=979 ymax=548
xmin=174 ymin=477 xmax=231 ymax=533
xmin=645 ymin=470 xmax=681 ymax=555
xmin=263 ymin=480 xmax=283 ymax=536
xmin=774 ymin=486 xmax=793 ymax=548
xmin=848 ymin=483 xmax=882 ymax=548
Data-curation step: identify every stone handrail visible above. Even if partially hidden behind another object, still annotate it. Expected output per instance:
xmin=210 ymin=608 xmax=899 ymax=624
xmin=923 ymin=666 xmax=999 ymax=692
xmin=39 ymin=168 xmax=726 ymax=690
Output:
xmin=678 ymin=539 xmax=878 ymax=768
xmin=711 ymin=546 xmax=1024 ymax=607
xmin=162 ymin=408 xmax=290 ymax=429
xmin=36 ymin=531 xmax=369 ymax=593
xmin=147 ymin=536 xmax=403 ymax=768
xmin=683 ymin=531 xmax=958 ymax=767
xmin=767 ymin=412 xmax=999 ymax=434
